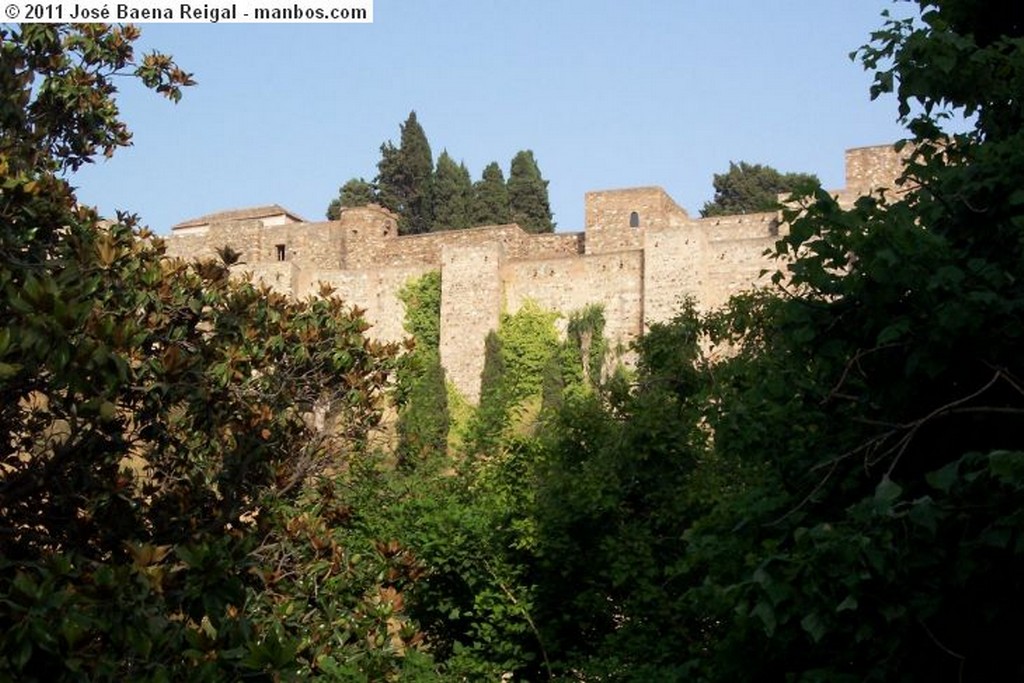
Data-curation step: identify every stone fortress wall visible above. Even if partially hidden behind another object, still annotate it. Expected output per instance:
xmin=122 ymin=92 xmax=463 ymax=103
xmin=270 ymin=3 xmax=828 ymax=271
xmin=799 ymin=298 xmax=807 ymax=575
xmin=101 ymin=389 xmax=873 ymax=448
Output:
xmin=164 ymin=144 xmax=904 ymax=402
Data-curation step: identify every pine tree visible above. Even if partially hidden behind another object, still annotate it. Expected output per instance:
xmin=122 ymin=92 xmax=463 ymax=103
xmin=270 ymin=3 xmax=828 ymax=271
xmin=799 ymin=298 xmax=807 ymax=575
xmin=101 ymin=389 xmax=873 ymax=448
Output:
xmin=341 ymin=177 xmax=376 ymax=207
xmin=326 ymin=177 xmax=376 ymax=219
xmin=472 ymin=162 xmax=511 ymax=226
xmin=326 ymin=199 xmax=341 ymax=221
xmin=507 ymin=150 xmax=555 ymax=233
xmin=699 ymin=162 xmax=819 ymax=217
xmin=432 ymin=151 xmax=473 ymax=230
xmin=375 ymin=111 xmax=435 ymax=234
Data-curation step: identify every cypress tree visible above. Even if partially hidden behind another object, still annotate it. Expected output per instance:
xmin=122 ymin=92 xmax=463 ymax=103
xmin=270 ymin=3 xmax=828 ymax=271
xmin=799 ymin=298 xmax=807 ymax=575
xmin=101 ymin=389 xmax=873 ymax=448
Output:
xmin=396 ymin=349 xmax=449 ymax=467
xmin=469 ymin=331 xmax=510 ymax=454
xmin=375 ymin=111 xmax=435 ymax=234
xmin=375 ymin=140 xmax=403 ymax=215
xmin=472 ymin=162 xmax=511 ymax=226
xmin=508 ymin=150 xmax=555 ymax=233
xmin=399 ymin=111 xmax=434 ymax=233
xmin=395 ymin=271 xmax=448 ymax=466
xmin=433 ymin=150 xmax=473 ymax=230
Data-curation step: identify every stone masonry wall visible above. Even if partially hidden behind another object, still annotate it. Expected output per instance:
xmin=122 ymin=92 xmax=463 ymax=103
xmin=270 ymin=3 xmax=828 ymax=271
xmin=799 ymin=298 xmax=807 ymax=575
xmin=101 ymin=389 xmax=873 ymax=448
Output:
xmin=162 ymin=232 xmax=210 ymax=261
xmin=233 ymin=262 xmax=299 ymax=296
xmin=440 ymin=242 xmax=504 ymax=404
xmin=207 ymin=220 xmax=264 ymax=264
xmin=163 ymin=145 xmax=904 ymax=403
xmin=584 ymin=186 xmax=688 ymax=255
xmin=698 ymin=211 xmax=779 ymax=241
xmin=702 ymin=236 xmax=778 ymax=309
xmin=521 ymin=232 xmax=585 ymax=258
xmin=844 ymin=143 xmax=906 ymax=193
xmin=502 ymin=250 xmax=644 ymax=363
xmin=353 ymin=225 xmax=522 ymax=270
xmin=311 ymin=263 xmax=433 ymax=344
xmin=337 ymin=205 xmax=399 ymax=269
xmin=258 ymin=221 xmax=346 ymax=270
xmin=697 ymin=212 xmax=782 ymax=309
xmin=346 ymin=224 xmax=584 ymax=272
xmin=643 ymin=221 xmax=707 ymax=326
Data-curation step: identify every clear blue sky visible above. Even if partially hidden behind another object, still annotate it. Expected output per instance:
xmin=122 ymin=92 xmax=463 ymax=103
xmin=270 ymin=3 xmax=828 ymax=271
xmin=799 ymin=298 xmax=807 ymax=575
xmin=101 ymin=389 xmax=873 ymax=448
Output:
xmin=72 ymin=0 xmax=915 ymax=234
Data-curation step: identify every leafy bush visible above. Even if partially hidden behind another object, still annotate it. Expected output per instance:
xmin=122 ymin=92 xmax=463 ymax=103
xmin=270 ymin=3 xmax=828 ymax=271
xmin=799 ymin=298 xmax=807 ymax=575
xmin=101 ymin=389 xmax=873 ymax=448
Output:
xmin=0 ymin=24 xmax=429 ymax=681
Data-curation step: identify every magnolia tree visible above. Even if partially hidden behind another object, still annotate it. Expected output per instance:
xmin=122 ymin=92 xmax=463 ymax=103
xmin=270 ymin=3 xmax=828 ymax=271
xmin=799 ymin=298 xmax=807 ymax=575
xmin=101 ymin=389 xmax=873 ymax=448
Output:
xmin=0 ymin=24 xmax=432 ymax=680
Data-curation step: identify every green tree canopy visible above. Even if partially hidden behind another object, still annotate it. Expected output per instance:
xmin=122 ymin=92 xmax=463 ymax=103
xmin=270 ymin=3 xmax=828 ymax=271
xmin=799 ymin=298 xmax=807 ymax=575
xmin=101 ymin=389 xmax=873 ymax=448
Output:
xmin=326 ymin=177 xmax=376 ymax=219
xmin=432 ymin=150 xmax=473 ymax=230
xmin=472 ymin=161 xmax=512 ymax=226
xmin=235 ymin=2 xmax=1024 ymax=680
xmin=507 ymin=150 xmax=555 ymax=233
xmin=0 ymin=25 xmax=432 ymax=680
xmin=699 ymin=161 xmax=819 ymax=217
xmin=323 ymin=115 xmax=555 ymax=235
xmin=409 ymin=1 xmax=1024 ymax=679
xmin=525 ymin=0 xmax=1024 ymax=679
xmin=376 ymin=110 xmax=435 ymax=234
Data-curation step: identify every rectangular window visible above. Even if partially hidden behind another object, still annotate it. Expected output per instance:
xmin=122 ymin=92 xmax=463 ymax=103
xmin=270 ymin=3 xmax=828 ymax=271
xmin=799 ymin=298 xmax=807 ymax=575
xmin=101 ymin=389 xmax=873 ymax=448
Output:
xmin=276 ymin=244 xmax=286 ymax=261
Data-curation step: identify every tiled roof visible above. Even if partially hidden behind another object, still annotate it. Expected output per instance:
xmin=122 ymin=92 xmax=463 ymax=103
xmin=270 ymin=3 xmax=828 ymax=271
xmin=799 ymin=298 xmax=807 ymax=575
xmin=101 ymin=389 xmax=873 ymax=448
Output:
xmin=172 ymin=204 xmax=305 ymax=229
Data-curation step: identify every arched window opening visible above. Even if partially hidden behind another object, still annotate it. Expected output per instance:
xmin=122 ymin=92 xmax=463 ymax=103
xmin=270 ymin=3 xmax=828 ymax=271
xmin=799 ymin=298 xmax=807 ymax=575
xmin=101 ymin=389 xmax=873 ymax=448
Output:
xmin=629 ymin=211 xmax=640 ymax=228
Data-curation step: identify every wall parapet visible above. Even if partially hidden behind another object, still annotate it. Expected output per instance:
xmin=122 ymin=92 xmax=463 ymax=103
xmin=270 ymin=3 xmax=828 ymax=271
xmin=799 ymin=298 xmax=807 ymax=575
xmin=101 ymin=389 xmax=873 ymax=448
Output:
xmin=699 ymin=211 xmax=780 ymax=241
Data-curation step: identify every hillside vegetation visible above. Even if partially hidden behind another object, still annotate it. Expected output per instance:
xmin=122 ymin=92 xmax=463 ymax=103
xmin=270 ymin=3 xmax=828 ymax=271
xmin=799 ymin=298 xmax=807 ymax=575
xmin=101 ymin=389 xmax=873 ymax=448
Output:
xmin=3 ymin=2 xmax=1023 ymax=679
